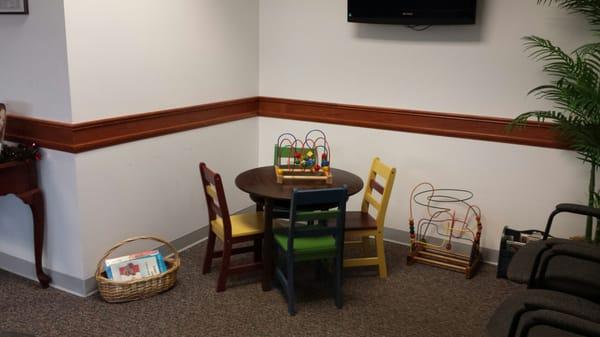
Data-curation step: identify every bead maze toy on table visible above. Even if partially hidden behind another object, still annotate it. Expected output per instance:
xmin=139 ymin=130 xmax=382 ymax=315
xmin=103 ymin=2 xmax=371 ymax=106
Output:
xmin=274 ymin=130 xmax=332 ymax=184
xmin=407 ymin=182 xmax=483 ymax=278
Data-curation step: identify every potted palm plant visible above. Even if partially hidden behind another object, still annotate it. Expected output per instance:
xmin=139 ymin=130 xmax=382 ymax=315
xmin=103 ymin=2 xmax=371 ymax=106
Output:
xmin=512 ymin=0 xmax=600 ymax=242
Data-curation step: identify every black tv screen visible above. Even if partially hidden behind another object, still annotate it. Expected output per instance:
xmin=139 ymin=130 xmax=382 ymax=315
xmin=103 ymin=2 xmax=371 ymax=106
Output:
xmin=348 ymin=0 xmax=477 ymax=25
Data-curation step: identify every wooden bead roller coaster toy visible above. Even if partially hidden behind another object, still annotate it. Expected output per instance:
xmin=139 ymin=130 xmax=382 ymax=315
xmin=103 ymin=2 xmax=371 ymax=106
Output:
xmin=407 ymin=182 xmax=483 ymax=278
xmin=274 ymin=130 xmax=332 ymax=184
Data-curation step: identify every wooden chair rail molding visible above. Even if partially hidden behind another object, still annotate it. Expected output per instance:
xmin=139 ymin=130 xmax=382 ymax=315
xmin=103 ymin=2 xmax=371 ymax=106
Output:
xmin=5 ymin=96 xmax=566 ymax=153
xmin=6 ymin=97 xmax=259 ymax=153
xmin=258 ymin=97 xmax=566 ymax=149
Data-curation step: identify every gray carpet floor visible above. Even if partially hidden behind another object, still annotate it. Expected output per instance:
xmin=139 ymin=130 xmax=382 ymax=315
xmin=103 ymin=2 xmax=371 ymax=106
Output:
xmin=0 ymin=241 xmax=521 ymax=337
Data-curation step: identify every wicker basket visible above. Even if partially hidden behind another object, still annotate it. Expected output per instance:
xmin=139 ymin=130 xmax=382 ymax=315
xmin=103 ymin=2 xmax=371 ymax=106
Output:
xmin=96 ymin=236 xmax=180 ymax=303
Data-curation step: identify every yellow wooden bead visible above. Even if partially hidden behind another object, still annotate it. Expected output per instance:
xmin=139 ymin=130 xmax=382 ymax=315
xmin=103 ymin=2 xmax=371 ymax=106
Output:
xmin=306 ymin=150 xmax=314 ymax=158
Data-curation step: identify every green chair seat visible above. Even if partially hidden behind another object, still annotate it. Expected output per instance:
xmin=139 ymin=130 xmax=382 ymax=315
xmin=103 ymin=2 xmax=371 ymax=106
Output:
xmin=275 ymin=233 xmax=336 ymax=259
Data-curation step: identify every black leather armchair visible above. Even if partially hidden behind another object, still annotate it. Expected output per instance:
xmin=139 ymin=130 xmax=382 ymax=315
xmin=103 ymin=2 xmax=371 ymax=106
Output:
xmin=507 ymin=204 xmax=600 ymax=302
xmin=487 ymin=290 xmax=600 ymax=337
xmin=487 ymin=204 xmax=600 ymax=337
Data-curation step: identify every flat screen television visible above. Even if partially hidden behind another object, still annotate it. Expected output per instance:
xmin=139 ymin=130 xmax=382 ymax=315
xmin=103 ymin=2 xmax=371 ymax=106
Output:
xmin=348 ymin=0 xmax=477 ymax=25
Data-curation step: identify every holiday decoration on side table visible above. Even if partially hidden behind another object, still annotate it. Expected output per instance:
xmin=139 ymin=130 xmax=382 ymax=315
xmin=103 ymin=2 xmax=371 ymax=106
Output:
xmin=0 ymin=142 xmax=41 ymax=164
xmin=0 ymin=103 xmax=6 ymax=154
xmin=274 ymin=129 xmax=332 ymax=184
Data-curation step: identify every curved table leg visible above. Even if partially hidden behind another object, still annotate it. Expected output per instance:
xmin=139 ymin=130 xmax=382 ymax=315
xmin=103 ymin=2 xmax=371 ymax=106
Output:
xmin=18 ymin=189 xmax=51 ymax=288
xmin=262 ymin=199 xmax=274 ymax=291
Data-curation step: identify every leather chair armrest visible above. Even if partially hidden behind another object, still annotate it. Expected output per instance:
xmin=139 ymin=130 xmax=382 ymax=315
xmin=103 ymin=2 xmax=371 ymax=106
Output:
xmin=517 ymin=309 xmax=600 ymax=337
xmin=486 ymin=290 xmax=600 ymax=337
xmin=551 ymin=243 xmax=600 ymax=263
xmin=555 ymin=203 xmax=600 ymax=218
xmin=543 ymin=204 xmax=600 ymax=240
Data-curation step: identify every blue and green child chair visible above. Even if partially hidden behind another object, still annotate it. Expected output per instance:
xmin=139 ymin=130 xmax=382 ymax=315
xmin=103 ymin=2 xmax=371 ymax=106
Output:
xmin=273 ymin=187 xmax=347 ymax=315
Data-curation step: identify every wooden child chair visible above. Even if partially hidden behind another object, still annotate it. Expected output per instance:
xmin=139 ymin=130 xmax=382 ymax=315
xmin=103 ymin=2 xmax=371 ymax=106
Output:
xmin=274 ymin=187 xmax=347 ymax=315
xmin=199 ymin=162 xmax=264 ymax=292
xmin=343 ymin=157 xmax=396 ymax=278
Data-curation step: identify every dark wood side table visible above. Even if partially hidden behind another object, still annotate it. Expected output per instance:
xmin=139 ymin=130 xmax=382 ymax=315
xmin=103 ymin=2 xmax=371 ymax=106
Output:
xmin=0 ymin=160 xmax=51 ymax=288
xmin=235 ymin=166 xmax=364 ymax=291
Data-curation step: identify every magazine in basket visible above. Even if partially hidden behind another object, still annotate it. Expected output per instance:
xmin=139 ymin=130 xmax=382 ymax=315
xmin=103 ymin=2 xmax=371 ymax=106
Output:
xmin=105 ymin=250 xmax=167 ymax=282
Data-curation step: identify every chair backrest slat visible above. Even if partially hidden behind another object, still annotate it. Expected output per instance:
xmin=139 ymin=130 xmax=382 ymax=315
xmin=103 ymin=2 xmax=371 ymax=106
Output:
xmin=364 ymin=193 xmax=382 ymax=211
xmin=205 ymin=185 xmax=218 ymax=201
xmin=201 ymin=164 xmax=218 ymax=185
xmin=210 ymin=202 xmax=223 ymax=218
xmin=290 ymin=226 xmax=339 ymax=238
xmin=370 ymin=179 xmax=385 ymax=194
xmin=282 ymin=187 xmax=348 ymax=250
xmin=371 ymin=157 xmax=394 ymax=177
xmin=295 ymin=209 xmax=340 ymax=222
xmin=199 ymin=162 xmax=232 ymax=238
xmin=361 ymin=157 xmax=396 ymax=229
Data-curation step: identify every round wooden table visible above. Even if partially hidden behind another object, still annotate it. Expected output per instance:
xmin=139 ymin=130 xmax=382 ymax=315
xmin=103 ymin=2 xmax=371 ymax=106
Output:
xmin=235 ymin=166 xmax=364 ymax=291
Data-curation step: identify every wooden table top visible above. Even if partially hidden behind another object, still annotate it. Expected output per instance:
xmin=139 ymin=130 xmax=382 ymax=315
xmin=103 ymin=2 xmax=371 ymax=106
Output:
xmin=235 ymin=166 xmax=364 ymax=201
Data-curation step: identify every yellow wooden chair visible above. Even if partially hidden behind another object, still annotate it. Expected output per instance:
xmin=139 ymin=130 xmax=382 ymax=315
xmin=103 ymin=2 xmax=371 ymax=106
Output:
xmin=343 ymin=157 xmax=396 ymax=278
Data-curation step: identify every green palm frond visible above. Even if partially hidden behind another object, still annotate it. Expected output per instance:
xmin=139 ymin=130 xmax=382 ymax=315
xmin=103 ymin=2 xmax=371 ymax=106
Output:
xmin=521 ymin=36 xmax=600 ymax=120
xmin=515 ymin=0 xmax=600 ymax=241
xmin=511 ymin=110 xmax=570 ymax=126
xmin=537 ymin=0 xmax=600 ymax=31
xmin=511 ymin=33 xmax=600 ymax=166
xmin=576 ymin=42 xmax=600 ymax=56
xmin=523 ymin=36 xmax=574 ymax=67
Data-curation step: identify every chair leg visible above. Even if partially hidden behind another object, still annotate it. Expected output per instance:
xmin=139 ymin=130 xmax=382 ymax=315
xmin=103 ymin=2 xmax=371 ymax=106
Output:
xmin=253 ymin=238 xmax=262 ymax=263
xmin=202 ymin=230 xmax=217 ymax=274
xmin=287 ymin=255 xmax=296 ymax=315
xmin=273 ymin=244 xmax=281 ymax=287
xmin=315 ymin=260 xmax=324 ymax=281
xmin=361 ymin=235 xmax=371 ymax=256
xmin=375 ymin=233 xmax=388 ymax=278
xmin=216 ymin=241 xmax=232 ymax=292
xmin=334 ymin=256 xmax=343 ymax=309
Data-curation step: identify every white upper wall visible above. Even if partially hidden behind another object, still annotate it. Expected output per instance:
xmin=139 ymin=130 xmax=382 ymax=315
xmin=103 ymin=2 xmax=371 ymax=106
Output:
xmin=76 ymin=118 xmax=258 ymax=278
xmin=62 ymin=0 xmax=261 ymax=279
xmin=1 ymin=1 xmax=261 ymax=285
xmin=0 ymin=0 xmax=71 ymax=122
xmin=63 ymin=0 xmax=259 ymax=122
xmin=258 ymin=118 xmax=591 ymax=252
xmin=259 ymin=0 xmax=592 ymax=118
xmin=257 ymin=0 xmax=596 ymax=249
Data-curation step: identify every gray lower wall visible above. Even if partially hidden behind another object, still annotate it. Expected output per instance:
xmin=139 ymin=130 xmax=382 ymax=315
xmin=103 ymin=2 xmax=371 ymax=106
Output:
xmin=0 ymin=226 xmax=209 ymax=297
xmin=0 ymin=250 xmax=91 ymax=296
xmin=0 ymin=225 xmax=498 ymax=297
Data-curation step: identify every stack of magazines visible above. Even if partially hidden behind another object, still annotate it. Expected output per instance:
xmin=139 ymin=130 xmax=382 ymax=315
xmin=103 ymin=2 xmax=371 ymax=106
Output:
xmin=105 ymin=250 xmax=167 ymax=282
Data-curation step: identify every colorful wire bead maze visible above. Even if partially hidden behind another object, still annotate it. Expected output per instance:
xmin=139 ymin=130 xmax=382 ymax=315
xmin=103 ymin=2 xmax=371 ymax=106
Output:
xmin=274 ymin=130 xmax=332 ymax=184
xmin=407 ymin=182 xmax=483 ymax=278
